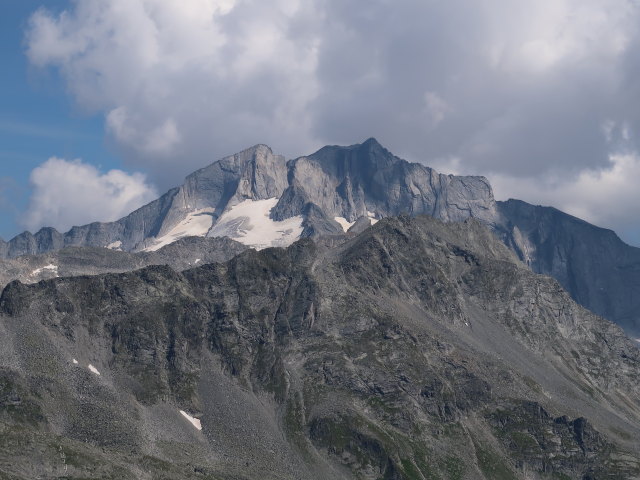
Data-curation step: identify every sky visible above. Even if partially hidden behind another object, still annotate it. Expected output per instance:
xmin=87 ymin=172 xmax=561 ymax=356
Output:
xmin=1 ymin=0 xmax=640 ymax=245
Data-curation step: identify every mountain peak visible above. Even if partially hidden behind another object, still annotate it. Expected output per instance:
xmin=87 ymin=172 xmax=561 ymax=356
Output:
xmin=361 ymin=136 xmax=383 ymax=148
xmin=237 ymin=143 xmax=273 ymax=155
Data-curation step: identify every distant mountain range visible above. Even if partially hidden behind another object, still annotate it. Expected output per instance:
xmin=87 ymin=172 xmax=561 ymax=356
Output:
xmin=2 ymin=138 xmax=638 ymax=336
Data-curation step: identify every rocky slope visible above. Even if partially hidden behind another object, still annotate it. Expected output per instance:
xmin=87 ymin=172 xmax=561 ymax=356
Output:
xmin=0 ymin=236 xmax=247 ymax=289
xmin=497 ymin=199 xmax=640 ymax=336
xmin=1 ymin=215 xmax=639 ymax=479
xmin=271 ymin=138 xmax=498 ymax=234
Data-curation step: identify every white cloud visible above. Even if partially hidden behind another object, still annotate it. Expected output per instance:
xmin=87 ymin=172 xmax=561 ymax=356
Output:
xmin=25 ymin=0 xmax=320 ymax=182
xmin=23 ymin=158 xmax=157 ymax=233
xmin=22 ymin=0 xmax=640 ymax=241
xmin=24 ymin=0 xmax=639 ymax=177
xmin=423 ymin=92 xmax=451 ymax=128
xmin=106 ymin=107 xmax=181 ymax=155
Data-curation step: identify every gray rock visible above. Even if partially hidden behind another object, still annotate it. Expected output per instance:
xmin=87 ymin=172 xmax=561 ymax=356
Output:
xmin=1 ymin=139 xmax=496 ymax=258
xmin=347 ymin=215 xmax=372 ymax=235
xmin=158 ymin=143 xmax=288 ymax=239
xmin=0 ymin=144 xmax=287 ymax=258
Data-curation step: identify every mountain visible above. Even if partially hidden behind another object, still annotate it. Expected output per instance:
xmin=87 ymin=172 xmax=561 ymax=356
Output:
xmin=0 ymin=139 xmax=497 ymax=257
xmin=0 ymin=145 xmax=290 ymax=257
xmin=270 ymin=138 xmax=498 ymax=233
xmin=1 ymin=215 xmax=638 ymax=479
xmin=2 ymin=138 xmax=640 ymax=335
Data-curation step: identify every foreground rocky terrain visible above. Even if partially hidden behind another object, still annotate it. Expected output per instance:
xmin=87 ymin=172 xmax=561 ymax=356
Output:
xmin=1 ymin=215 xmax=638 ymax=479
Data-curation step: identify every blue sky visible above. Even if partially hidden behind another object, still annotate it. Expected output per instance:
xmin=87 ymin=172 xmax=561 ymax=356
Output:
xmin=0 ymin=0 xmax=121 ymax=239
xmin=2 ymin=0 xmax=640 ymax=246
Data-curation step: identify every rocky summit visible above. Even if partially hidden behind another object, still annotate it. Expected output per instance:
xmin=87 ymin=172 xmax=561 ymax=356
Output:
xmin=1 ymin=215 xmax=639 ymax=479
xmin=2 ymin=139 xmax=640 ymax=335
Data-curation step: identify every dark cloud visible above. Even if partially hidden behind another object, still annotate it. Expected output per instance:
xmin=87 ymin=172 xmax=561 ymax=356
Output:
xmin=310 ymin=0 xmax=635 ymax=178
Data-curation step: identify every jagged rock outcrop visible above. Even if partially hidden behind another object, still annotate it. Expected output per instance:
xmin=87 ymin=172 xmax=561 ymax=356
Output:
xmin=1 ymin=216 xmax=638 ymax=479
xmin=0 ymin=139 xmax=497 ymax=257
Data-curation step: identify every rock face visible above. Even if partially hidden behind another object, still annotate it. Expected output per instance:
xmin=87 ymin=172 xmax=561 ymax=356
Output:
xmin=0 ymin=144 xmax=288 ymax=256
xmin=272 ymin=138 xmax=498 ymax=234
xmin=1 ymin=216 xmax=639 ymax=479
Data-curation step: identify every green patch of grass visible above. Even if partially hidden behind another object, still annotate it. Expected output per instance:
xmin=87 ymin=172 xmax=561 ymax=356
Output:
xmin=440 ymin=422 xmax=464 ymax=439
xmin=414 ymin=455 xmax=442 ymax=480
xmin=141 ymin=455 xmax=176 ymax=472
xmin=509 ymin=431 xmax=540 ymax=454
xmin=472 ymin=439 xmax=517 ymax=480
xmin=401 ymin=458 xmax=425 ymax=480
xmin=367 ymin=396 xmax=401 ymax=415
xmin=439 ymin=455 xmax=466 ymax=480
xmin=522 ymin=375 xmax=543 ymax=394
xmin=0 ymin=374 xmax=45 ymax=426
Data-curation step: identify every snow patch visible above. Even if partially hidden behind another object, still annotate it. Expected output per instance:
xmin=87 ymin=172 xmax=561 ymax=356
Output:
xmin=179 ymin=410 xmax=202 ymax=430
xmin=72 ymin=358 xmax=78 ymax=364
xmin=88 ymin=364 xmax=100 ymax=376
xmin=335 ymin=217 xmax=355 ymax=233
xmin=208 ymin=199 xmax=303 ymax=250
xmin=30 ymin=264 xmax=59 ymax=277
xmin=194 ymin=258 xmax=201 ymax=264
xmin=107 ymin=241 xmax=122 ymax=250
xmin=367 ymin=211 xmax=379 ymax=225
xmin=145 ymin=208 xmax=215 ymax=252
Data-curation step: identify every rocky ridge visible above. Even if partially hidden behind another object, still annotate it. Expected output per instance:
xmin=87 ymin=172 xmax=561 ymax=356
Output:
xmin=0 ymin=145 xmax=288 ymax=257
xmin=3 ymin=138 xmax=640 ymax=335
xmin=497 ymin=199 xmax=640 ymax=336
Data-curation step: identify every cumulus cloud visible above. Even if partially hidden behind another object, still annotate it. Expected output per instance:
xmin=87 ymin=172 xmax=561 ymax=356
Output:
xmin=23 ymin=0 xmax=640 ymax=241
xmin=25 ymin=0 xmax=321 ymax=184
xmin=23 ymin=158 xmax=157 ymax=233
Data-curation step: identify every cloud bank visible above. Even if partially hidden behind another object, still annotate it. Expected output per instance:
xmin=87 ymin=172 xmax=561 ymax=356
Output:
xmin=24 ymin=0 xmax=640 ymax=243
xmin=23 ymin=158 xmax=157 ymax=233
